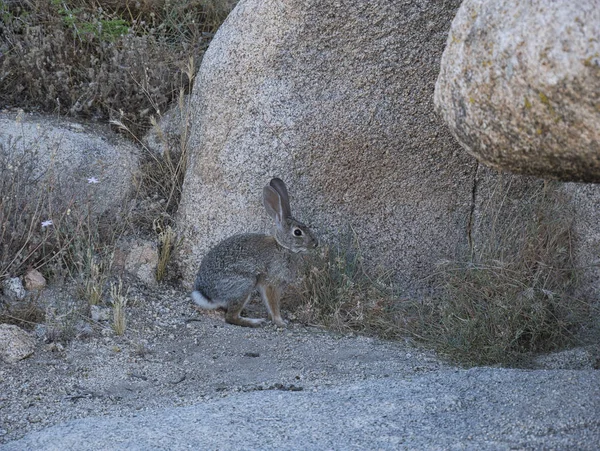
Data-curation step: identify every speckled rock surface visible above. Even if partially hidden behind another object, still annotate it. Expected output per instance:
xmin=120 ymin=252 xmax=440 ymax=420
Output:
xmin=0 ymin=282 xmax=598 ymax=450
xmin=434 ymin=0 xmax=600 ymax=182
xmin=3 ymin=367 xmax=600 ymax=450
xmin=125 ymin=240 xmax=159 ymax=287
xmin=177 ymin=0 xmax=474 ymax=295
xmin=0 ymin=111 xmax=140 ymax=215
xmin=1 ymin=278 xmax=26 ymax=302
xmin=0 ymin=324 xmax=35 ymax=363
xmin=563 ymin=182 xmax=600 ymax=300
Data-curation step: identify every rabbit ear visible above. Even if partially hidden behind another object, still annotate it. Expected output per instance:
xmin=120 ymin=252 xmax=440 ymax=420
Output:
xmin=263 ymin=186 xmax=286 ymax=226
xmin=269 ymin=178 xmax=291 ymax=219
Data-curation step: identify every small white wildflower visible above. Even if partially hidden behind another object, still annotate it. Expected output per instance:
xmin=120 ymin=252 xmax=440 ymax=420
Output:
xmin=41 ymin=220 xmax=53 ymax=228
xmin=87 ymin=177 xmax=99 ymax=184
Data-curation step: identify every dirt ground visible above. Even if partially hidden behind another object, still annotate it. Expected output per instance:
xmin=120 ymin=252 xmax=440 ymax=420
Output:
xmin=0 ymin=281 xmax=446 ymax=445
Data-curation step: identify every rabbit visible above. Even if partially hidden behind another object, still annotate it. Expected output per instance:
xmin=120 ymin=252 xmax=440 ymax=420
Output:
xmin=191 ymin=178 xmax=318 ymax=327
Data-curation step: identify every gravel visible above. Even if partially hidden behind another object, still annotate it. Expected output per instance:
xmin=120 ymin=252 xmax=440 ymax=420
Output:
xmin=1 ymin=283 xmax=598 ymax=449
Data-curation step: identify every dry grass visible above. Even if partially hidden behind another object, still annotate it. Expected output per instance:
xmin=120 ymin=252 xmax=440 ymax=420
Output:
xmin=413 ymin=179 xmax=593 ymax=366
xmin=0 ymin=0 xmax=232 ymax=136
xmin=109 ymin=279 xmax=128 ymax=335
xmin=0 ymin=136 xmax=120 ymax=284
xmin=114 ymin=58 xmax=196 ymax=231
xmin=292 ymin=230 xmax=405 ymax=340
xmin=154 ymin=220 xmax=180 ymax=283
xmin=0 ymin=0 xmax=229 ymax=295
xmin=295 ymin=180 xmax=594 ymax=366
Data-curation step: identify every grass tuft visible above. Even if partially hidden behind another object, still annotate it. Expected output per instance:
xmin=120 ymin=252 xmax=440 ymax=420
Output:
xmin=294 ymin=180 xmax=595 ymax=366
xmin=109 ymin=278 xmax=128 ymax=335
xmin=154 ymin=219 xmax=180 ymax=282
xmin=293 ymin=230 xmax=405 ymax=340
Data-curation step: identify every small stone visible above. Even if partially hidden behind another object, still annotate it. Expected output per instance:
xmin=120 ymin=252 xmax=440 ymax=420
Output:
xmin=0 ymin=324 xmax=36 ymax=363
xmin=24 ymin=269 xmax=46 ymax=291
xmin=2 ymin=277 xmax=26 ymax=301
xmin=125 ymin=240 xmax=158 ymax=286
xmin=90 ymin=305 xmax=111 ymax=322
xmin=34 ymin=324 xmax=47 ymax=340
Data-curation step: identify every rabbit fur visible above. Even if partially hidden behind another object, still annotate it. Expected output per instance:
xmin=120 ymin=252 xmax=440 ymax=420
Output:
xmin=191 ymin=178 xmax=318 ymax=327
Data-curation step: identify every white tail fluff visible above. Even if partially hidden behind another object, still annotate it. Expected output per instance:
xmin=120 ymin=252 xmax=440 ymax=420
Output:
xmin=191 ymin=290 xmax=219 ymax=310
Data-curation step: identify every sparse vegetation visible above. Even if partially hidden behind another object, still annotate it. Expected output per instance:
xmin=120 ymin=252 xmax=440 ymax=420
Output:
xmin=78 ymin=249 xmax=111 ymax=305
xmin=293 ymin=229 xmax=405 ymax=340
xmin=109 ymin=279 xmax=128 ymax=335
xmin=0 ymin=0 xmax=231 ymax=136
xmin=0 ymin=0 xmax=232 ymax=334
xmin=0 ymin=133 xmax=122 ymax=284
xmin=114 ymin=59 xmax=196 ymax=232
xmin=413 ymin=179 xmax=593 ymax=366
xmin=155 ymin=219 xmax=180 ymax=282
xmin=295 ymin=180 xmax=595 ymax=366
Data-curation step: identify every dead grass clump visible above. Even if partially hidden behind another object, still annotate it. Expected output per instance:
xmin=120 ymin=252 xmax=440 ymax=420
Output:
xmin=293 ymin=231 xmax=404 ymax=339
xmin=109 ymin=278 xmax=128 ymax=335
xmin=294 ymin=180 xmax=593 ymax=367
xmin=0 ymin=135 xmax=124 ymax=303
xmin=0 ymin=297 xmax=46 ymax=331
xmin=121 ymin=72 xmax=195 ymax=227
xmin=410 ymin=179 xmax=592 ymax=366
xmin=0 ymin=0 xmax=232 ymax=136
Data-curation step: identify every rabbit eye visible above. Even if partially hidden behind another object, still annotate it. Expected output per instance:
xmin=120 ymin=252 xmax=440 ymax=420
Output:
xmin=293 ymin=228 xmax=303 ymax=237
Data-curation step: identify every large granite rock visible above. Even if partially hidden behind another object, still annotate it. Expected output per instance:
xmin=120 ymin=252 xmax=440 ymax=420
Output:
xmin=0 ymin=111 xmax=140 ymax=216
xmin=434 ymin=0 xmax=600 ymax=182
xmin=178 ymin=0 xmax=472 ymax=295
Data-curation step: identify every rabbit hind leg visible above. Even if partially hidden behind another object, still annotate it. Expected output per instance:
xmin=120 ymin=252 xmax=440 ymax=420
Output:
xmin=225 ymin=291 xmax=266 ymax=327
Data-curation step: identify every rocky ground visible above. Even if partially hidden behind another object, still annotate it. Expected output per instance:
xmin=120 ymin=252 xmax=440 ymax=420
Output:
xmin=0 ymin=282 xmax=442 ymax=443
xmin=1 ymin=281 xmax=599 ymax=450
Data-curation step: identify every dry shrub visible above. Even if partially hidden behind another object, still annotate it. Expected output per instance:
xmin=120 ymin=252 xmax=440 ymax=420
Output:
xmin=294 ymin=179 xmax=594 ymax=367
xmin=0 ymin=0 xmax=232 ymax=136
xmin=410 ymin=178 xmax=593 ymax=366
xmin=122 ymin=80 xmax=194 ymax=231
xmin=0 ymin=135 xmax=122 ymax=289
xmin=293 ymin=230 xmax=405 ymax=339
xmin=0 ymin=0 xmax=231 ymax=296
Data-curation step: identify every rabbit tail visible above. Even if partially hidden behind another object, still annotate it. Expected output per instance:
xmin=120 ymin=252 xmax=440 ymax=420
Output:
xmin=191 ymin=290 xmax=219 ymax=310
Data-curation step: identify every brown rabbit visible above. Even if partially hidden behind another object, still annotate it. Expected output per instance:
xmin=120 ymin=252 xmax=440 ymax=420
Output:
xmin=191 ymin=178 xmax=318 ymax=327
